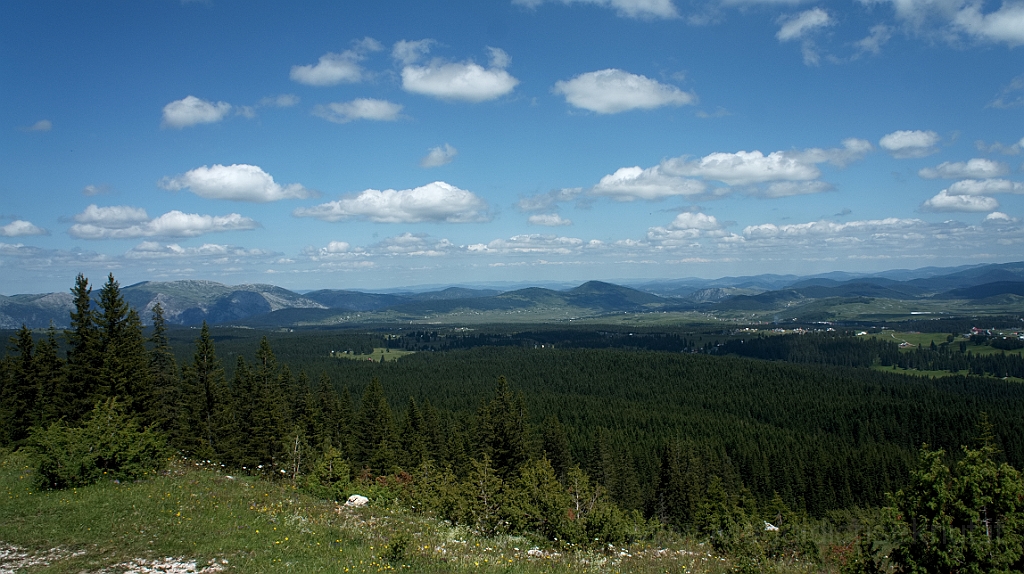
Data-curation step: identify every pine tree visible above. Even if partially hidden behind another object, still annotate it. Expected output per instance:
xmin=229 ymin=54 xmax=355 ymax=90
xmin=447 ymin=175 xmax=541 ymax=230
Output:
xmin=464 ymin=455 xmax=505 ymax=536
xmin=34 ymin=323 xmax=65 ymax=427
xmin=333 ymin=385 xmax=355 ymax=461
xmin=178 ymin=322 xmax=227 ymax=460
xmin=148 ymin=303 xmax=179 ymax=433
xmin=420 ymin=399 xmax=445 ymax=464
xmin=64 ymin=273 xmax=101 ymax=421
xmin=103 ymin=304 xmax=152 ymax=416
xmin=401 ymin=397 xmax=428 ymax=469
xmin=476 ymin=376 xmax=529 ymax=478
xmin=357 ymin=378 xmax=397 ymax=475
xmin=1 ymin=326 xmax=38 ymax=445
xmin=227 ymin=355 xmax=255 ymax=468
xmin=247 ymin=338 xmax=287 ymax=472
xmin=542 ymin=415 xmax=573 ymax=481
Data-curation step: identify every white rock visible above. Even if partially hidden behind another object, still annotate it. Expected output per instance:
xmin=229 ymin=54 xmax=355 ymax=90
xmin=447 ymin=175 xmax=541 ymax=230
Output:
xmin=345 ymin=494 xmax=369 ymax=507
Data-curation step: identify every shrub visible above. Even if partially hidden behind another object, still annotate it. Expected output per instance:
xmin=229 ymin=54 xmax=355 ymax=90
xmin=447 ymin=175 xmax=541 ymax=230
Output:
xmin=299 ymin=446 xmax=351 ymax=502
xmin=29 ymin=398 xmax=168 ymax=490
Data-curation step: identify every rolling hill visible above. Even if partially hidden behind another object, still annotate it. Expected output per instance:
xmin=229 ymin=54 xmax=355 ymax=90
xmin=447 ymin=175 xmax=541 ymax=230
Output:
xmin=1 ymin=261 xmax=1022 ymax=328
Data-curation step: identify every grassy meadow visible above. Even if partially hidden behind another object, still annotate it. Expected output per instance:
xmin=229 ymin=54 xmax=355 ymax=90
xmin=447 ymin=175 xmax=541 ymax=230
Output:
xmin=2 ymin=451 xmax=820 ymax=574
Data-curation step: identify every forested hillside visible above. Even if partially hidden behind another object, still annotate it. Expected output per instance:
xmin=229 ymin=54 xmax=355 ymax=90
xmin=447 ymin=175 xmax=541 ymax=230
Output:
xmin=4 ymin=273 xmax=1024 ymax=571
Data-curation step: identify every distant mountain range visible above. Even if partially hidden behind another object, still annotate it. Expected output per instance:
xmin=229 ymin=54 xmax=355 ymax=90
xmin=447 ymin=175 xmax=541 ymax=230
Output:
xmin=2 ymin=261 xmax=1023 ymax=329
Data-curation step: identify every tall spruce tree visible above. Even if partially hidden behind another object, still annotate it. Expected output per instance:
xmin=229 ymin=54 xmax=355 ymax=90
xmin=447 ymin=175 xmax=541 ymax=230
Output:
xmin=246 ymin=338 xmax=287 ymax=471
xmin=1 ymin=326 xmax=38 ymax=445
xmin=178 ymin=322 xmax=227 ymax=460
xmin=34 ymin=324 xmax=65 ymax=427
xmin=148 ymin=303 xmax=179 ymax=433
xmin=357 ymin=378 xmax=397 ymax=475
xmin=476 ymin=376 xmax=529 ymax=478
xmin=64 ymin=273 xmax=101 ymax=421
xmin=542 ymin=415 xmax=573 ymax=481
xmin=401 ymin=397 xmax=428 ymax=469
xmin=97 ymin=274 xmax=152 ymax=415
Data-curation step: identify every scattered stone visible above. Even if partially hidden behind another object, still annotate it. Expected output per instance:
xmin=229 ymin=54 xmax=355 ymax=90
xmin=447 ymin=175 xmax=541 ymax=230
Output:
xmin=345 ymin=494 xmax=369 ymax=507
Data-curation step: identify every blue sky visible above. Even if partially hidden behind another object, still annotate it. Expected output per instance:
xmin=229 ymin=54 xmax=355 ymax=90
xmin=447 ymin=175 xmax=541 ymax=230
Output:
xmin=2 ymin=0 xmax=1023 ymax=294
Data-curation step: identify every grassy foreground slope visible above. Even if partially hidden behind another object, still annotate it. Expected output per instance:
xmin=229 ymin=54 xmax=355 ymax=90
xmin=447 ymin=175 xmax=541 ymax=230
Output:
xmin=0 ymin=451 xmax=782 ymax=574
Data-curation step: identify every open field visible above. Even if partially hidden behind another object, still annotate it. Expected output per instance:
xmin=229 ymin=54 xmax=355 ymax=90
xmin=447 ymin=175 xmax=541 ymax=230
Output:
xmin=885 ymin=331 xmax=1024 ymax=358
xmin=331 ymin=348 xmax=416 ymax=363
xmin=0 ymin=452 xmax=813 ymax=574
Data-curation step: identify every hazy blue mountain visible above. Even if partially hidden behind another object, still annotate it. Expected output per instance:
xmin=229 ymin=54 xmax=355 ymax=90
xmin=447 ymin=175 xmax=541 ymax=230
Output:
xmin=302 ymin=290 xmax=408 ymax=311
xmin=0 ymin=292 xmax=75 ymax=329
xmin=1 ymin=261 xmax=1021 ymax=328
xmin=935 ymin=281 xmax=1024 ymax=300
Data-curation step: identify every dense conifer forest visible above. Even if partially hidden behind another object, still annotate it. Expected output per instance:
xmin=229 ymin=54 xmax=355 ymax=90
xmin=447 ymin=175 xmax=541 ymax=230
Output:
xmin=3 ymin=273 xmax=1024 ymax=571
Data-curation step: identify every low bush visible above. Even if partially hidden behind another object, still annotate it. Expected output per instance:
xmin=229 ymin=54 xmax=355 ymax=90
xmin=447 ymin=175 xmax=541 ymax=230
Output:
xmin=29 ymin=397 xmax=168 ymax=489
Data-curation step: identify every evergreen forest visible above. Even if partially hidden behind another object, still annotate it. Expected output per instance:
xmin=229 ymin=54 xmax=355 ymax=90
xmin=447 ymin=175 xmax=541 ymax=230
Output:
xmin=3 ymin=273 xmax=1024 ymax=572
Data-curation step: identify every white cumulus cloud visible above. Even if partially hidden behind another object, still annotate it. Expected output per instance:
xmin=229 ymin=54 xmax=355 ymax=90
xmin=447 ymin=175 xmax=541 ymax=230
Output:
xmin=947 ymin=178 xmax=1024 ymax=195
xmin=69 ymin=206 xmax=259 ymax=239
xmin=312 ymin=99 xmax=404 ymax=123
xmin=663 ymin=150 xmax=821 ymax=186
xmin=985 ymin=211 xmax=1019 ymax=223
xmin=392 ymin=39 xmax=435 ymax=65
xmin=73 ymin=204 xmax=150 ymax=227
xmin=553 ymin=69 xmax=695 ymax=114
xmin=294 ymin=181 xmax=490 ymax=223
xmin=742 ymin=218 xmax=925 ymax=239
xmin=323 ymin=241 xmax=351 ymax=254
xmin=921 ymin=190 xmax=1000 ymax=212
xmin=591 ymin=139 xmax=870 ymax=201
xmin=776 ymin=8 xmax=833 ymax=41
xmin=469 ymin=234 xmax=586 ymax=255
xmin=160 ymin=164 xmax=313 ymax=202
xmin=529 ymin=213 xmax=573 ymax=226
xmin=0 ymin=220 xmax=48 ymax=237
xmin=162 ymin=96 xmax=232 ymax=128
xmin=397 ymin=43 xmax=518 ymax=102
xmin=290 ymin=39 xmax=382 ymax=86
xmin=670 ymin=212 xmax=723 ymax=231
xmin=420 ymin=144 xmax=458 ymax=167
xmin=879 ymin=130 xmax=941 ymax=158
xmin=512 ymin=0 xmax=678 ymax=19
xmin=855 ymin=24 xmax=893 ymax=56
xmin=126 ymin=242 xmax=273 ymax=260
xmin=919 ymin=158 xmax=1009 ymax=179
xmin=367 ymin=233 xmax=456 ymax=257
xmin=953 ymin=2 xmax=1024 ymax=46
xmin=646 ymin=212 xmax=725 ymax=246
xmin=591 ymin=166 xmax=706 ymax=200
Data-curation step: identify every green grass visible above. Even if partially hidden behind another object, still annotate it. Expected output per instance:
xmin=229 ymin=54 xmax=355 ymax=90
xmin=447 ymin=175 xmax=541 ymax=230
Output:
xmin=5 ymin=451 xmax=822 ymax=574
xmin=332 ymin=348 xmax=416 ymax=363
xmin=885 ymin=331 xmax=1024 ymax=358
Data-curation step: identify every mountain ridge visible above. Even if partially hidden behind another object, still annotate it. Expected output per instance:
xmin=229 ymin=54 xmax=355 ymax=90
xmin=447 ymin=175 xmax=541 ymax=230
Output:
xmin=2 ymin=261 xmax=1022 ymax=329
